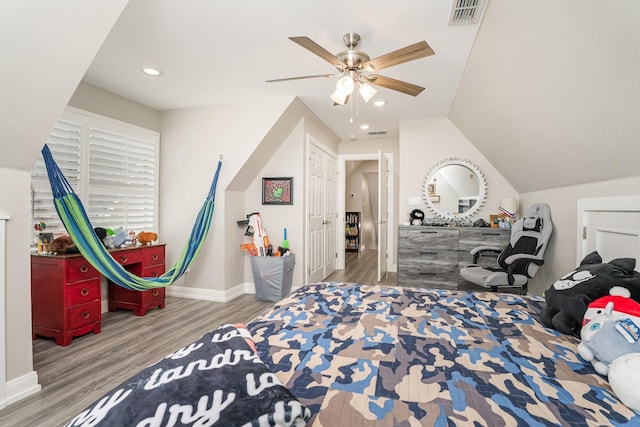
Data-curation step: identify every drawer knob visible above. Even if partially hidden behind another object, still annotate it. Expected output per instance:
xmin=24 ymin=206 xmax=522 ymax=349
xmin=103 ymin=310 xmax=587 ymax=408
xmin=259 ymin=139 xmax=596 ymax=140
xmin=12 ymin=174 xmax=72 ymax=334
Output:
xmin=80 ymin=287 xmax=89 ymax=296
xmin=80 ymin=265 xmax=89 ymax=273
xmin=152 ymin=272 xmax=159 ymax=278
xmin=120 ymin=256 xmax=128 ymax=263
xmin=152 ymin=289 xmax=159 ymax=297
xmin=152 ymin=254 xmax=159 ymax=260
xmin=81 ymin=311 xmax=90 ymax=320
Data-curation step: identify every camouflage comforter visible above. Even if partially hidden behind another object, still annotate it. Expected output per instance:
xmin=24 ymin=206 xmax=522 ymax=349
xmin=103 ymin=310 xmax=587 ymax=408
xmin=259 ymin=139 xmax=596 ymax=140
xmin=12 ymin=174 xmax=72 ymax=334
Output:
xmin=246 ymin=282 xmax=640 ymax=426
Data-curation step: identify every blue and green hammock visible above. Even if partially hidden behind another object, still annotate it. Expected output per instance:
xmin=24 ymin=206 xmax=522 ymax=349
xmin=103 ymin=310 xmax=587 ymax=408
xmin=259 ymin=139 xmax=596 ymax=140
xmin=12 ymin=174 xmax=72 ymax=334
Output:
xmin=41 ymin=144 xmax=221 ymax=291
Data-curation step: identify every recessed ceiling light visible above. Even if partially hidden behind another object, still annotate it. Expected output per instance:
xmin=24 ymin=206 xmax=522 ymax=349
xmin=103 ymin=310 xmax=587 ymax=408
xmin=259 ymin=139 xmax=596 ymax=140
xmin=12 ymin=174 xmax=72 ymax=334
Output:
xmin=141 ymin=67 xmax=163 ymax=76
xmin=360 ymin=124 xmax=370 ymax=130
xmin=373 ymin=100 xmax=386 ymax=107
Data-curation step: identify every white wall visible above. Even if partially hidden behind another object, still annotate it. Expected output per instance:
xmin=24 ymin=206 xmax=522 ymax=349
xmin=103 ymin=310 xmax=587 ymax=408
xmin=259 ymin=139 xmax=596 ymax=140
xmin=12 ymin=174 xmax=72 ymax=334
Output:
xmin=521 ymin=177 xmax=640 ymax=296
xmin=244 ymin=120 xmax=305 ymax=287
xmin=399 ymin=118 xmax=518 ymax=224
xmin=158 ymin=98 xmax=295 ymax=296
xmin=0 ymin=167 xmax=36 ymax=392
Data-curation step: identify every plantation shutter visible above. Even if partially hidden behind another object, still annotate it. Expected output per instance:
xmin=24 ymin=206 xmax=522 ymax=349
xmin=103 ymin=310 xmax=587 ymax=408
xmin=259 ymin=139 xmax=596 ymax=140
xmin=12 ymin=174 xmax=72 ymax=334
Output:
xmin=31 ymin=112 xmax=82 ymax=235
xmin=31 ymin=108 xmax=159 ymax=238
xmin=87 ymin=121 xmax=157 ymax=231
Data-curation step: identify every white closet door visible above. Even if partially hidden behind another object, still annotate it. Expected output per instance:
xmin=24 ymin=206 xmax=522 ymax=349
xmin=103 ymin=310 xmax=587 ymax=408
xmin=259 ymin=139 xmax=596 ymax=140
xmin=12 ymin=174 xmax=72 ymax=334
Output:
xmin=577 ymin=196 xmax=640 ymax=263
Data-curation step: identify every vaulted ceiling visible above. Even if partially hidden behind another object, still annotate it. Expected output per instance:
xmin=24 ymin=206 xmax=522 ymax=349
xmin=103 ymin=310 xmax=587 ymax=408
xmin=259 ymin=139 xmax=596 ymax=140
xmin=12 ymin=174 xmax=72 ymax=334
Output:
xmin=3 ymin=1 xmax=640 ymax=194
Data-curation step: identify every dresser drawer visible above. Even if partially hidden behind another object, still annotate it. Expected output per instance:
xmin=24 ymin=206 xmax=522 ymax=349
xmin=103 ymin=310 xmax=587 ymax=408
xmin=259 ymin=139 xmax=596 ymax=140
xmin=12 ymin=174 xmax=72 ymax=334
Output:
xmin=65 ymin=258 xmax=100 ymax=283
xmin=65 ymin=279 xmax=100 ymax=307
xmin=141 ymin=287 xmax=165 ymax=305
xmin=398 ymin=228 xmax=458 ymax=250
xmin=458 ymin=229 xmax=510 ymax=251
xmin=142 ymin=264 xmax=165 ymax=278
xmin=142 ymin=246 xmax=165 ymax=266
xmin=112 ymin=249 xmax=142 ymax=266
xmin=66 ymin=301 xmax=101 ymax=331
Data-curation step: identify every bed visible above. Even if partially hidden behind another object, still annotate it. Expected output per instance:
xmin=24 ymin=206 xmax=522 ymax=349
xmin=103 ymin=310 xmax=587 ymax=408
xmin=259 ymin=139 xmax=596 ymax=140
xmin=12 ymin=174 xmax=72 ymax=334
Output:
xmin=66 ymin=281 xmax=640 ymax=426
xmin=246 ymin=282 xmax=640 ymax=426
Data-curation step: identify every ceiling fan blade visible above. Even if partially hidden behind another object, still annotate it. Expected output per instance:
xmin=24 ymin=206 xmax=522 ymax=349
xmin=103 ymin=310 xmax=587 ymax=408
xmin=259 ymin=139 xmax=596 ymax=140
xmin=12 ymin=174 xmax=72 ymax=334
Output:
xmin=363 ymin=41 xmax=434 ymax=72
xmin=266 ymin=74 xmax=334 ymax=83
xmin=366 ymin=74 xmax=425 ymax=96
xmin=289 ymin=36 xmax=347 ymax=69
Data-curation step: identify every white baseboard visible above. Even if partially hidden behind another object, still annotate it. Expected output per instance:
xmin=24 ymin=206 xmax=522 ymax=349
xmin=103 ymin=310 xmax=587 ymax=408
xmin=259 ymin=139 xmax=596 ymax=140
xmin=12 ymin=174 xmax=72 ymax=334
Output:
xmin=5 ymin=370 xmax=40 ymax=407
xmin=167 ymin=282 xmax=256 ymax=302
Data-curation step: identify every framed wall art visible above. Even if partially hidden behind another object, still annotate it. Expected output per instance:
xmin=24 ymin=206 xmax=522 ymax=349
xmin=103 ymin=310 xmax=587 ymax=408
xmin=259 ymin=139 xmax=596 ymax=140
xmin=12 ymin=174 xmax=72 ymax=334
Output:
xmin=262 ymin=177 xmax=293 ymax=205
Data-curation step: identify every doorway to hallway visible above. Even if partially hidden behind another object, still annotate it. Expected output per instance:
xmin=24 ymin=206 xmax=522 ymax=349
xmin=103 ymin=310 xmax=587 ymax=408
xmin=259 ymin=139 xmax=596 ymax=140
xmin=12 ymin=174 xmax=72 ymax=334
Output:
xmin=325 ymin=249 xmax=397 ymax=285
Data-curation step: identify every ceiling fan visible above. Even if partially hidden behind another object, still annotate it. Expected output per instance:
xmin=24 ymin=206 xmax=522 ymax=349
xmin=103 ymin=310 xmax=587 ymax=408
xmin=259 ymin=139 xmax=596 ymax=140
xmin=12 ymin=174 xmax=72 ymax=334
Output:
xmin=267 ymin=32 xmax=435 ymax=105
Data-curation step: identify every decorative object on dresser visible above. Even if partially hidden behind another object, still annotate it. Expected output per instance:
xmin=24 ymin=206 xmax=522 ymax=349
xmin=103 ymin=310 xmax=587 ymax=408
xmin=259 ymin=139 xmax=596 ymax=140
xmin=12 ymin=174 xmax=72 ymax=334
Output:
xmin=345 ymin=211 xmax=360 ymax=252
xmin=397 ymin=226 xmax=510 ymax=290
xmin=31 ymin=244 xmax=167 ymax=346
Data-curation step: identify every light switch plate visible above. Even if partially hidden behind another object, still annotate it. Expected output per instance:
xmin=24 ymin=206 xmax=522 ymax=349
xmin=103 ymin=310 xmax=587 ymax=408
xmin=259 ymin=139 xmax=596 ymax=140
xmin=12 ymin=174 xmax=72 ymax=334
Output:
xmin=408 ymin=196 xmax=421 ymax=206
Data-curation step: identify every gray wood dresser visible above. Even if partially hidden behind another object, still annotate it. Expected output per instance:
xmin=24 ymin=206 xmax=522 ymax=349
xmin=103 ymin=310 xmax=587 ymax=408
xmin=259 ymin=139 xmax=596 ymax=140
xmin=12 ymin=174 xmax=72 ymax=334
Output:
xmin=398 ymin=226 xmax=511 ymax=290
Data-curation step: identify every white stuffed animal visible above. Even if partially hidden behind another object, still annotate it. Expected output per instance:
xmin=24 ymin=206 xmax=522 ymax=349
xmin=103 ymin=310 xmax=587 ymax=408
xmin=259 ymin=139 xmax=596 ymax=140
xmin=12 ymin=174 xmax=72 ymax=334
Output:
xmin=578 ymin=301 xmax=640 ymax=376
xmin=609 ymin=353 xmax=640 ymax=413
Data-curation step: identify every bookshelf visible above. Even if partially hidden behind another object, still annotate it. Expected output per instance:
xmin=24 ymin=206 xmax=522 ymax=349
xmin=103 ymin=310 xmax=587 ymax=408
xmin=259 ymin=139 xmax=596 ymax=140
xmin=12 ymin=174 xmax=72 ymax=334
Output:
xmin=345 ymin=211 xmax=361 ymax=252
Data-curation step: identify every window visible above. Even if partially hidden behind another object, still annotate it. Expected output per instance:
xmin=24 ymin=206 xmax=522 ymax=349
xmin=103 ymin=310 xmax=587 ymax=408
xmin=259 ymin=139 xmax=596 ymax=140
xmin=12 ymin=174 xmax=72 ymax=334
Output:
xmin=31 ymin=108 xmax=159 ymax=236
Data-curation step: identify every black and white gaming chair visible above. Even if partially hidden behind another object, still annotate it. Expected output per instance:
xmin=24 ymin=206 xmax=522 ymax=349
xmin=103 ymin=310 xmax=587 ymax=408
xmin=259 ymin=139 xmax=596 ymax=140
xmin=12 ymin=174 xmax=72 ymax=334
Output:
xmin=459 ymin=203 xmax=553 ymax=294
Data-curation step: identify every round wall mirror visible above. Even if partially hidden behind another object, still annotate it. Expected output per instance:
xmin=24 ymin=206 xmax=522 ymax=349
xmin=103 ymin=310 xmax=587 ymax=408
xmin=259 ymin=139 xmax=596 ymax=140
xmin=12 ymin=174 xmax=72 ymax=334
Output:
xmin=421 ymin=158 xmax=487 ymax=220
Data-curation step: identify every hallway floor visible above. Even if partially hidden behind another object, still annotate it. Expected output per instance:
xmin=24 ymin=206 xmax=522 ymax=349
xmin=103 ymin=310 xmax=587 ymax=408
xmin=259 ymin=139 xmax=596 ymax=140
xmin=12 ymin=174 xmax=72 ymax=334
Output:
xmin=324 ymin=249 xmax=398 ymax=285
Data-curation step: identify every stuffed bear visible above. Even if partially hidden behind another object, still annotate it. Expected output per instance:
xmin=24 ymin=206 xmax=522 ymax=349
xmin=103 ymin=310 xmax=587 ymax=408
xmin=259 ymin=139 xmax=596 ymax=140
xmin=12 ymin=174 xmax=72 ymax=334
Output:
xmin=137 ymin=231 xmax=158 ymax=245
xmin=50 ymin=235 xmax=79 ymax=254
xmin=578 ymin=300 xmax=640 ymax=376
xmin=540 ymin=251 xmax=640 ymax=336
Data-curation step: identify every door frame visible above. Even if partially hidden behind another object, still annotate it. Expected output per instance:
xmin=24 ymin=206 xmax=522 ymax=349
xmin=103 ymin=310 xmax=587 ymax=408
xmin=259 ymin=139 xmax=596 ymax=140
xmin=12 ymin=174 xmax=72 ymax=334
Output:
xmin=337 ymin=153 xmax=394 ymax=271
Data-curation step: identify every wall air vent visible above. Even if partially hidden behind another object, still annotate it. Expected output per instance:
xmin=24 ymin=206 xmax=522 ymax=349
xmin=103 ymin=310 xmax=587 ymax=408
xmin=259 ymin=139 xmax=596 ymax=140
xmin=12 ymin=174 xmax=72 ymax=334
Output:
xmin=367 ymin=130 xmax=387 ymax=136
xmin=449 ymin=0 xmax=486 ymax=25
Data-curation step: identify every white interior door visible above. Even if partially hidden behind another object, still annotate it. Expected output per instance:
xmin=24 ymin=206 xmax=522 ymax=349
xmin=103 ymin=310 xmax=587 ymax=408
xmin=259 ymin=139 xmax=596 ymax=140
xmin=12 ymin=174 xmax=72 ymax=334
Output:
xmin=323 ymin=153 xmax=337 ymax=278
xmin=577 ymin=196 xmax=640 ymax=263
xmin=377 ymin=151 xmax=388 ymax=281
xmin=307 ymin=140 xmax=337 ymax=283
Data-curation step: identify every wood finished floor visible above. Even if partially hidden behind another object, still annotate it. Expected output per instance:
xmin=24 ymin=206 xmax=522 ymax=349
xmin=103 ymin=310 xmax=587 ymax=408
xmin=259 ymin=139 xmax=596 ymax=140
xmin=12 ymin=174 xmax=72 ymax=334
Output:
xmin=0 ymin=250 xmax=388 ymax=426
xmin=325 ymin=249 xmax=398 ymax=285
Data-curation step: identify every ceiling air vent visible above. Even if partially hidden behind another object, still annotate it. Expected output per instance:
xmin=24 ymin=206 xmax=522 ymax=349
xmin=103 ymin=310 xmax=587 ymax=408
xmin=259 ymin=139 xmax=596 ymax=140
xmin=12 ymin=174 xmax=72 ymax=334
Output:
xmin=449 ymin=0 xmax=486 ymax=25
xmin=367 ymin=130 xmax=387 ymax=136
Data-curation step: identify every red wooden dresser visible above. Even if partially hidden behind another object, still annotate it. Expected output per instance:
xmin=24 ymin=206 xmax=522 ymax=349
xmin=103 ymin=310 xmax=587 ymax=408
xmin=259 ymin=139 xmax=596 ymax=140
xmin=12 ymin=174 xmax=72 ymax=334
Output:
xmin=31 ymin=244 xmax=166 ymax=346
xmin=107 ymin=244 xmax=166 ymax=316
xmin=31 ymin=254 xmax=101 ymax=346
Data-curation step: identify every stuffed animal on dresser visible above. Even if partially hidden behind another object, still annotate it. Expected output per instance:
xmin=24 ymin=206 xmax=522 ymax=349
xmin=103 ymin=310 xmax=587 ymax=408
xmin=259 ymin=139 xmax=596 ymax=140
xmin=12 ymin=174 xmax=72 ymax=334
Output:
xmin=137 ymin=231 xmax=158 ymax=245
xmin=50 ymin=235 xmax=79 ymax=254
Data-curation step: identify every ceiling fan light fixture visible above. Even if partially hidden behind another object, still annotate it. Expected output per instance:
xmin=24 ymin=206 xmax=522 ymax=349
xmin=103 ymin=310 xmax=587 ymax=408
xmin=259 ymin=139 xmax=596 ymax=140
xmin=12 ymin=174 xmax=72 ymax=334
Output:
xmin=336 ymin=76 xmax=355 ymax=94
xmin=358 ymin=81 xmax=377 ymax=103
xmin=330 ymin=89 xmax=349 ymax=105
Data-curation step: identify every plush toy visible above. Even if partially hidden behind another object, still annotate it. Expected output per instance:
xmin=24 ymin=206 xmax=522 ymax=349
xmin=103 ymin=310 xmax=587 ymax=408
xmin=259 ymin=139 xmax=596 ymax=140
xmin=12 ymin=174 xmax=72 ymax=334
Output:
xmin=137 ymin=231 xmax=158 ymax=245
xmin=540 ymin=251 xmax=640 ymax=336
xmin=50 ymin=235 xmax=79 ymax=254
xmin=578 ymin=301 xmax=640 ymax=376
xmin=583 ymin=290 xmax=640 ymax=327
xmin=609 ymin=353 xmax=640 ymax=413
